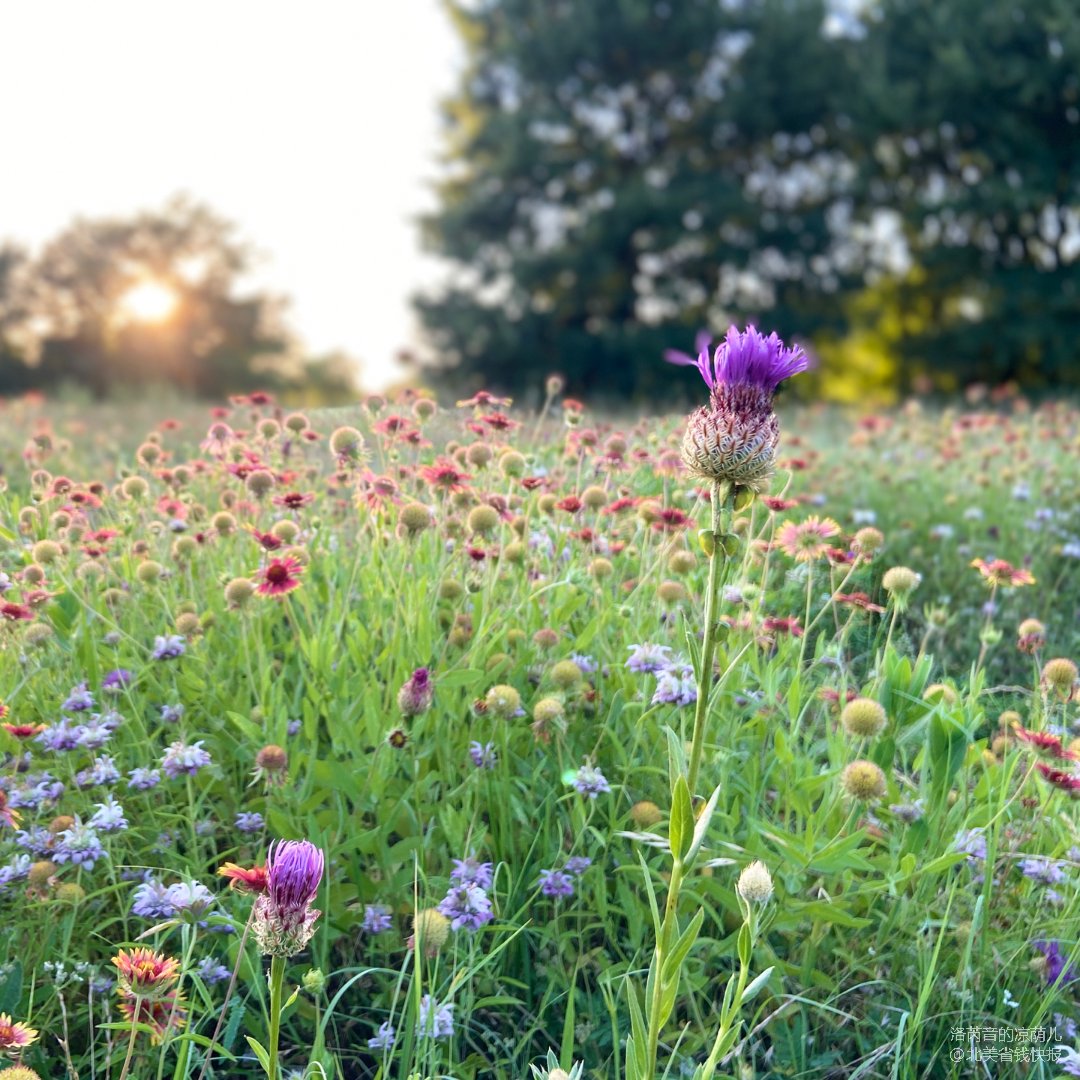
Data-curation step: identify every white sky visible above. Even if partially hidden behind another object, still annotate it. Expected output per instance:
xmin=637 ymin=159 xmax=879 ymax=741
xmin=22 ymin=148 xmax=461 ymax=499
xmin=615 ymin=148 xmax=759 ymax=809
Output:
xmin=0 ymin=1 xmax=461 ymax=390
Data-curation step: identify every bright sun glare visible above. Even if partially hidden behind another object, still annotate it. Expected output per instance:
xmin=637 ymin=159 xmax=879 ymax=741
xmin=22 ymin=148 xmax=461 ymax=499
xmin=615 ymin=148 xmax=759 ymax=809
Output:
xmin=118 ymin=280 xmax=178 ymax=323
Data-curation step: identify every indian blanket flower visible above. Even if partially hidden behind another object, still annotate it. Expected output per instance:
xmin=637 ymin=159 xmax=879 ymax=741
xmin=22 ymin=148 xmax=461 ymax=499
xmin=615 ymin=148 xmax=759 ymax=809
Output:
xmin=117 ymin=991 xmax=187 ymax=1045
xmin=111 ymin=947 xmax=181 ymax=1001
xmin=1036 ymin=763 xmax=1080 ymax=795
xmin=971 ymin=557 xmax=1035 ymax=588
xmin=252 ymin=840 xmax=324 ymax=956
xmin=1012 ymin=724 xmax=1078 ymax=761
xmin=254 ymin=556 xmax=305 ymax=597
xmin=670 ymin=324 xmax=809 ymax=491
xmin=776 ymin=516 xmax=842 ymax=562
xmin=0 ymin=1013 xmax=38 ymax=1053
xmin=217 ymin=861 xmax=269 ymax=893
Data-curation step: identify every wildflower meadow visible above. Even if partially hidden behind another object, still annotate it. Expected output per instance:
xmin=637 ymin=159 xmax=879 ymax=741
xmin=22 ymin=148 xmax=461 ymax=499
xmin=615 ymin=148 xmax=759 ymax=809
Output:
xmin=0 ymin=332 xmax=1079 ymax=1079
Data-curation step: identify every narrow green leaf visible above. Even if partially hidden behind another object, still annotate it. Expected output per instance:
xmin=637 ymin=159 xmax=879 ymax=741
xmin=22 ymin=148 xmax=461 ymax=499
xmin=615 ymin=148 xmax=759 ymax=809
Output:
xmin=670 ymin=775 xmax=694 ymax=860
xmin=739 ymin=965 xmax=774 ymax=1006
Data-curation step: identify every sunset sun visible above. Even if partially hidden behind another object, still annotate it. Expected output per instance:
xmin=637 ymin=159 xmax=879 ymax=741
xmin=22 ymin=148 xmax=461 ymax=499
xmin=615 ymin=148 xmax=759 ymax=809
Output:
xmin=118 ymin=280 xmax=178 ymax=323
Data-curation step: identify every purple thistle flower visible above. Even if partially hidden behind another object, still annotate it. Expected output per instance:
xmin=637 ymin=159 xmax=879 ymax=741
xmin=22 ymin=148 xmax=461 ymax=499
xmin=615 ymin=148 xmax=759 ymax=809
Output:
xmin=667 ymin=324 xmax=810 ymax=394
xmin=253 ymin=839 xmax=325 ymax=957
xmin=437 ymin=882 xmax=494 ymax=931
xmin=362 ymin=904 xmax=393 ymax=934
xmin=397 ymin=667 xmax=435 ymax=717
xmin=573 ymin=764 xmax=610 ymax=799
xmin=538 ymin=869 xmax=575 ymax=898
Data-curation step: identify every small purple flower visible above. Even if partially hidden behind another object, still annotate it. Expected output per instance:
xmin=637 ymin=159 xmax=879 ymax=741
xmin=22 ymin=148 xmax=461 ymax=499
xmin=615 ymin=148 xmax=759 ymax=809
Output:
xmin=235 ymin=812 xmax=265 ymax=834
xmin=416 ymin=994 xmax=454 ymax=1039
xmin=569 ymin=652 xmax=598 ymax=674
xmin=573 ymin=764 xmax=610 ymax=799
xmin=565 ymin=856 xmax=592 ymax=876
xmin=63 ymin=683 xmax=95 ymax=712
xmin=450 ymin=855 xmax=494 ymax=890
xmin=362 ymin=904 xmax=393 ymax=934
xmin=74 ymin=714 xmax=118 ymax=750
xmin=437 ymin=883 xmax=494 ymax=931
xmin=53 ymin=819 xmax=106 ymax=871
xmin=36 ymin=719 xmax=82 ymax=752
xmin=127 ymin=767 xmax=162 ymax=791
xmin=166 ymin=881 xmax=215 ymax=919
xmin=13 ymin=826 xmax=53 ymax=858
xmin=666 ymin=324 xmax=810 ymax=393
xmin=953 ymin=828 xmax=987 ymax=862
xmin=538 ymin=869 xmax=575 ymax=898
xmin=1034 ymin=940 xmax=1079 ymax=986
xmin=626 ymin=643 xmax=672 ymax=674
xmin=89 ymin=795 xmax=128 ymax=832
xmin=131 ymin=879 xmax=177 ymax=919
xmin=102 ymin=669 xmax=133 ymax=693
xmin=160 ymin=740 xmax=212 ymax=779
xmin=152 ymin=635 xmax=186 ymax=660
xmin=159 ymin=704 xmax=184 ymax=724
xmin=469 ymin=740 xmax=497 ymax=769
xmin=652 ymin=663 xmax=697 ymax=707
xmin=195 ymin=957 xmax=231 ymax=985
xmin=368 ymin=1021 xmax=396 ymax=1050
xmin=287 ymin=719 xmax=302 ymax=736
xmin=1018 ymin=856 xmax=1067 ymax=886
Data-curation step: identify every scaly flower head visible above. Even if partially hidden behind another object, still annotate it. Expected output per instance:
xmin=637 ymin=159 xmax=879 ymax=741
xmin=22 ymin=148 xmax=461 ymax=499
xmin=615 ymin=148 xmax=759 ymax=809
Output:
xmin=672 ymin=325 xmax=809 ymax=491
xmin=251 ymin=840 xmax=324 ymax=956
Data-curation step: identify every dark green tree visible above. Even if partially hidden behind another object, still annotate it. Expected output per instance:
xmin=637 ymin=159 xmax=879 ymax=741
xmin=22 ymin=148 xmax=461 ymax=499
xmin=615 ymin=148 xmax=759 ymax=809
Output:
xmin=848 ymin=0 xmax=1080 ymax=391
xmin=416 ymin=0 xmax=858 ymax=403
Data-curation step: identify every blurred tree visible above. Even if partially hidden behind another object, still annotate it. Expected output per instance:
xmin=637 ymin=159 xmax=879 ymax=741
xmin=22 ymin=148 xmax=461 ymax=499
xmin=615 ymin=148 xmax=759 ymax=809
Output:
xmin=418 ymin=0 xmax=1080 ymax=399
xmin=0 ymin=197 xmax=357 ymax=401
xmin=416 ymin=0 xmax=857 ymax=403
xmin=849 ymin=0 xmax=1080 ymax=391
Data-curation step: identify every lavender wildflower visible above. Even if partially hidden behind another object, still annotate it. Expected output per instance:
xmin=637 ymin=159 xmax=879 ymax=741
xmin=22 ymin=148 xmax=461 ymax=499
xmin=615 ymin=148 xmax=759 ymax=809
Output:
xmin=1018 ymin=856 xmax=1068 ymax=886
xmin=53 ymin=819 xmax=106 ymax=871
xmin=437 ymin=883 xmax=494 ymax=931
xmin=102 ymin=668 xmax=133 ymax=693
xmin=565 ymin=856 xmax=592 ymax=875
xmin=626 ymin=643 xmax=672 ymax=674
xmin=450 ymin=855 xmax=494 ymax=889
xmin=361 ymin=904 xmax=393 ymax=934
xmin=573 ymin=764 xmax=610 ymax=799
xmin=235 ymin=812 xmax=265 ymax=834
xmin=63 ymin=684 xmax=95 ymax=712
xmin=416 ymin=995 xmax=454 ymax=1040
xmin=131 ymin=879 xmax=177 ymax=919
xmin=538 ymin=869 xmax=575 ymax=898
xmin=195 ymin=957 xmax=231 ymax=985
xmin=469 ymin=741 xmax=497 ymax=769
xmin=368 ymin=1021 xmax=396 ymax=1050
xmin=160 ymin=704 xmax=184 ymax=724
xmin=152 ymin=635 xmax=186 ymax=660
xmin=89 ymin=795 xmax=128 ymax=832
xmin=127 ymin=767 xmax=162 ymax=790
xmin=160 ymin=740 xmax=212 ymax=778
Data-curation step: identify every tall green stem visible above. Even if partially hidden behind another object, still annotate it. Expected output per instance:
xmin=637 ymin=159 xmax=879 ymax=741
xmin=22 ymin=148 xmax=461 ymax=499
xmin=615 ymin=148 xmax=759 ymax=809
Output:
xmin=266 ymin=955 xmax=286 ymax=1080
xmin=687 ymin=481 xmax=735 ymax=796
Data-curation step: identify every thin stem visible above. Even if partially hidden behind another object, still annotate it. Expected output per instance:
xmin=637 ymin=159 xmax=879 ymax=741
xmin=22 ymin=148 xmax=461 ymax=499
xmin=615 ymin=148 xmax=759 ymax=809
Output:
xmin=687 ymin=482 xmax=734 ymax=796
xmin=267 ymin=954 xmax=286 ymax=1080
xmin=195 ymin=907 xmax=255 ymax=1080
xmin=117 ymin=1014 xmax=140 ymax=1080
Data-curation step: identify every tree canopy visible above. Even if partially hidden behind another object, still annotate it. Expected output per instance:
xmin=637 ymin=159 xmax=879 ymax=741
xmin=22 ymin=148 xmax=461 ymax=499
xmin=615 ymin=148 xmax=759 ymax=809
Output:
xmin=416 ymin=0 xmax=1080 ymax=402
xmin=0 ymin=197 xmax=356 ymax=401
